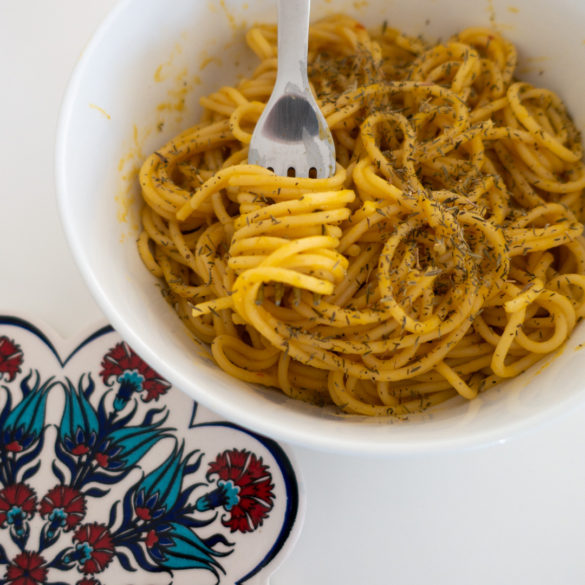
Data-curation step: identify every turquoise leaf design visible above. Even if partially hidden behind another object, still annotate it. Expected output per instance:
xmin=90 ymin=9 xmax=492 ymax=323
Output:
xmin=159 ymin=522 xmax=227 ymax=575
xmin=136 ymin=441 xmax=187 ymax=514
xmin=102 ymin=420 xmax=172 ymax=470
xmin=4 ymin=372 xmax=53 ymax=448
xmin=58 ymin=376 xmax=99 ymax=447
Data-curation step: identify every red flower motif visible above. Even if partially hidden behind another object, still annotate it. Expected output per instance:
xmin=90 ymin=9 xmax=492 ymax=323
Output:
xmin=0 ymin=336 xmax=23 ymax=382
xmin=135 ymin=506 xmax=151 ymax=521
xmin=5 ymin=441 xmax=23 ymax=453
xmin=72 ymin=523 xmax=115 ymax=574
xmin=0 ymin=484 xmax=37 ymax=527
xmin=39 ymin=485 xmax=86 ymax=531
xmin=207 ymin=449 xmax=274 ymax=533
xmin=5 ymin=552 xmax=47 ymax=585
xmin=100 ymin=342 xmax=170 ymax=402
xmin=145 ymin=529 xmax=158 ymax=548
xmin=94 ymin=453 xmax=109 ymax=468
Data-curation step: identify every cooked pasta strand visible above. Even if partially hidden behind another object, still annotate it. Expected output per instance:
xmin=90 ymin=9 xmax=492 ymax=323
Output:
xmin=137 ymin=15 xmax=585 ymax=416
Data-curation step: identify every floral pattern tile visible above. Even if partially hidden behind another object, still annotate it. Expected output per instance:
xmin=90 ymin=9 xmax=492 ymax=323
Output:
xmin=0 ymin=316 xmax=302 ymax=585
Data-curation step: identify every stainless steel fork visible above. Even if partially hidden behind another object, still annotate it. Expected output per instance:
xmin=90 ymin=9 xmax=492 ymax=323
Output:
xmin=248 ymin=0 xmax=336 ymax=178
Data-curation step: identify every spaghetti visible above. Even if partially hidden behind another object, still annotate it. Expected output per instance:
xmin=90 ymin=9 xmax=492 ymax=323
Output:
xmin=137 ymin=14 xmax=585 ymax=416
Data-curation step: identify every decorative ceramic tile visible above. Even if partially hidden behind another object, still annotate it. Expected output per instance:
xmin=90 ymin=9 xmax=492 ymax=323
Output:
xmin=0 ymin=316 xmax=303 ymax=585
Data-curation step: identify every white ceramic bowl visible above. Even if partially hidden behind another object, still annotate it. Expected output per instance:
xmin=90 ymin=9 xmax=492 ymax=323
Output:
xmin=57 ymin=0 xmax=585 ymax=455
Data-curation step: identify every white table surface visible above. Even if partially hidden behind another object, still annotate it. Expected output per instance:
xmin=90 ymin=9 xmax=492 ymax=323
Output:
xmin=2 ymin=2 xmax=585 ymax=583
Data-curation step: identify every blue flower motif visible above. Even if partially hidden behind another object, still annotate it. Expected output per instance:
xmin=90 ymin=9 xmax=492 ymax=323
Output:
xmin=58 ymin=376 xmax=99 ymax=457
xmin=133 ymin=442 xmax=191 ymax=522
xmin=2 ymin=372 xmax=52 ymax=454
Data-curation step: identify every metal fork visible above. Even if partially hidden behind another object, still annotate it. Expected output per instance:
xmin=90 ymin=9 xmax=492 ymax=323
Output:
xmin=248 ymin=0 xmax=336 ymax=178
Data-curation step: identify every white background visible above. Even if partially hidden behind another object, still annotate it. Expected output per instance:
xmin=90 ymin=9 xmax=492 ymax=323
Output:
xmin=2 ymin=1 xmax=585 ymax=583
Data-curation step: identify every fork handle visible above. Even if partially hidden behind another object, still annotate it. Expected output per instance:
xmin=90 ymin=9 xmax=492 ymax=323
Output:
xmin=275 ymin=0 xmax=311 ymax=91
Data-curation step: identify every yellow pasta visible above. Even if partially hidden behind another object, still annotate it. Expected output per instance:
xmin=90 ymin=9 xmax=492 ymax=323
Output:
xmin=137 ymin=14 xmax=585 ymax=416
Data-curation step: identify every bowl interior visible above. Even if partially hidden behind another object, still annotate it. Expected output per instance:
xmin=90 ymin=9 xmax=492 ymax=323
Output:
xmin=57 ymin=0 xmax=585 ymax=454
